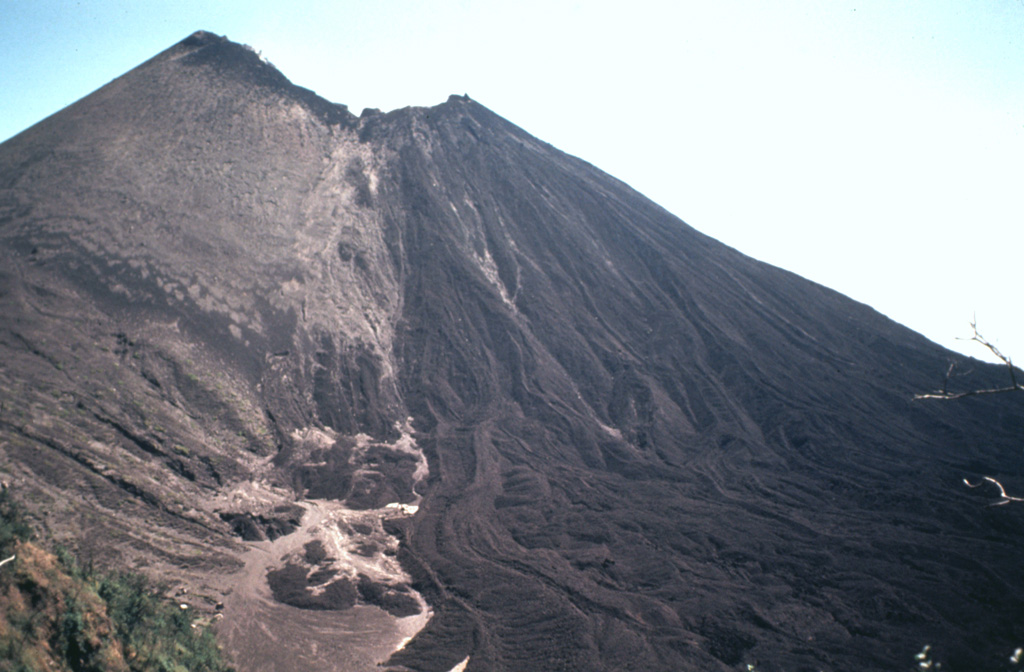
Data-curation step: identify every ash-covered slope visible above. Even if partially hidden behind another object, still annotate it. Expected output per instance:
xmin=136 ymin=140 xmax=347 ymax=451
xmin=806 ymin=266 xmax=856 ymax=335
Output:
xmin=1 ymin=31 xmax=1023 ymax=672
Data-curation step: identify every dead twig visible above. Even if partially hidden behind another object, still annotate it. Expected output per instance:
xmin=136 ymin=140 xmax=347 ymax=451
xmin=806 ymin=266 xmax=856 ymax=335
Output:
xmin=964 ymin=476 xmax=1024 ymax=506
xmin=914 ymin=318 xmax=1023 ymax=400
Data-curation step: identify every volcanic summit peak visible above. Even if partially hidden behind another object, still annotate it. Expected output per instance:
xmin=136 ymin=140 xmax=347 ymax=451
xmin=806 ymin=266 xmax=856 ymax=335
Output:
xmin=182 ymin=29 xmax=226 ymax=44
xmin=167 ymin=29 xmax=358 ymax=128
xmin=168 ymin=31 xmax=494 ymax=136
xmin=182 ymin=30 xmax=276 ymax=68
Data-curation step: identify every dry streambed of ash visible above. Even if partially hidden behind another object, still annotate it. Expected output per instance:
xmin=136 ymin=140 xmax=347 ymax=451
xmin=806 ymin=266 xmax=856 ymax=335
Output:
xmin=215 ymin=420 xmax=432 ymax=671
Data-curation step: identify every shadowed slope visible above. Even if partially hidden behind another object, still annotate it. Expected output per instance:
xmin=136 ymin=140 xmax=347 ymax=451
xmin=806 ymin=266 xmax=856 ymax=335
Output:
xmin=1 ymin=31 xmax=1023 ymax=672
xmin=374 ymin=96 xmax=1024 ymax=671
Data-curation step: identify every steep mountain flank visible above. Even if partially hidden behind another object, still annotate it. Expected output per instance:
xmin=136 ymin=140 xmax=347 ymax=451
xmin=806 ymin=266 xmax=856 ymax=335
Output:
xmin=1 ymin=31 xmax=1022 ymax=671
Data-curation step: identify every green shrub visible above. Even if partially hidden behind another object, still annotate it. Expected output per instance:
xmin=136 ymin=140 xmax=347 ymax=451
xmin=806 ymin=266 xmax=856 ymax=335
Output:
xmin=0 ymin=488 xmax=33 ymax=555
xmin=98 ymin=572 xmax=232 ymax=672
xmin=0 ymin=489 xmax=233 ymax=672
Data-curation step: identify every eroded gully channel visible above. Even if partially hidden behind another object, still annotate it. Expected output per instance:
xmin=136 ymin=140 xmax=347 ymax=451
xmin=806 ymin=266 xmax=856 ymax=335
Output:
xmin=215 ymin=419 xmax=460 ymax=672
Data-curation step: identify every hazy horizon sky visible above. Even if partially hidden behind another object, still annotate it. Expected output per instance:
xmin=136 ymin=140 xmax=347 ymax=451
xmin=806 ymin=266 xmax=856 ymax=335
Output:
xmin=2 ymin=0 xmax=1022 ymax=367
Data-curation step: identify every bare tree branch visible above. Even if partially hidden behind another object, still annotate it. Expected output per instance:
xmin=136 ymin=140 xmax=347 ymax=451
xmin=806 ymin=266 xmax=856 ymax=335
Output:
xmin=915 ymin=321 xmax=1024 ymax=506
xmin=914 ymin=318 xmax=1023 ymax=400
xmin=964 ymin=477 xmax=1024 ymax=506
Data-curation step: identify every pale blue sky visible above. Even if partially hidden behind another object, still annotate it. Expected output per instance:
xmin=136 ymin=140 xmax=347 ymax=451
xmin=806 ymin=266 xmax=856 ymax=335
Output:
xmin=2 ymin=1 xmax=1022 ymax=364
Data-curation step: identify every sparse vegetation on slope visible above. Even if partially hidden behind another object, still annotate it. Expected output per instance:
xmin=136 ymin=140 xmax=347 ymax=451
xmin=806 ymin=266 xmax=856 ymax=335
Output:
xmin=0 ymin=490 xmax=232 ymax=672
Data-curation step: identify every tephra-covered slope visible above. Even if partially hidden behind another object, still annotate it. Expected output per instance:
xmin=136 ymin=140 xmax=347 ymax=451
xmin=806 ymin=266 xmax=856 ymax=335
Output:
xmin=1 ymin=31 xmax=1022 ymax=672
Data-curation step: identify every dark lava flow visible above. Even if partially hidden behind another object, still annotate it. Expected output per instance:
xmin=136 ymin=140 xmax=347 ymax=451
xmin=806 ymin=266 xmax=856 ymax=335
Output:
xmin=1 ymin=31 xmax=1023 ymax=672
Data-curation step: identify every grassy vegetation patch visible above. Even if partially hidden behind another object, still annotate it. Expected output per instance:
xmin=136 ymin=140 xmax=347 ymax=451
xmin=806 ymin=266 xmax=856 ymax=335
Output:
xmin=0 ymin=490 xmax=233 ymax=671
